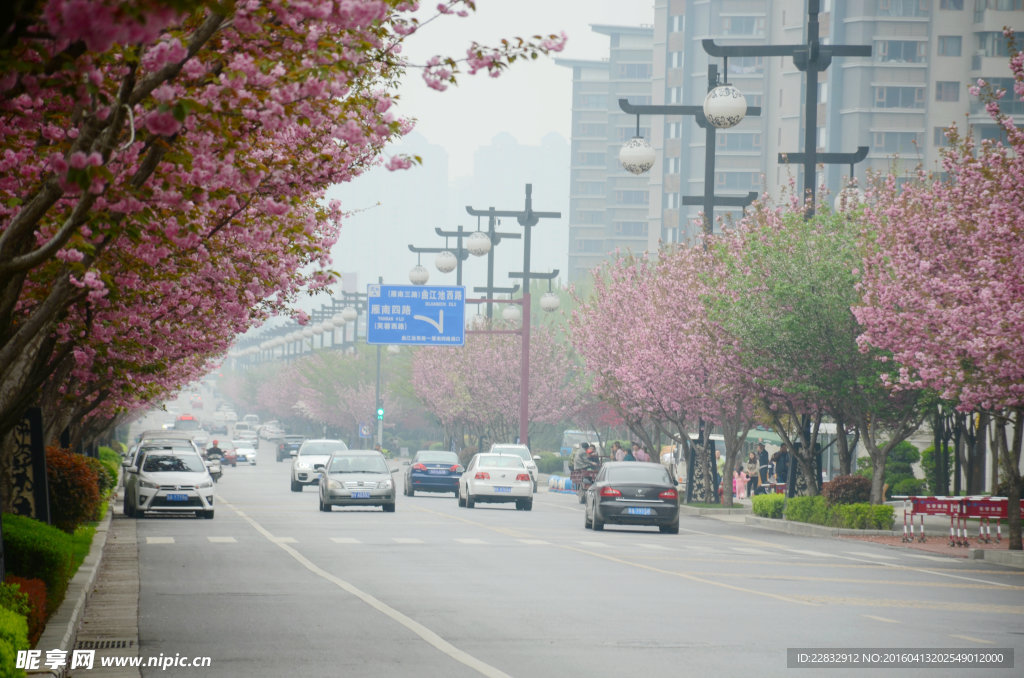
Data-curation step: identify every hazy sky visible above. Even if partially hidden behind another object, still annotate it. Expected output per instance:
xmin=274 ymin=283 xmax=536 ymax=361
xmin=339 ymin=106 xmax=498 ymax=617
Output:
xmin=394 ymin=0 xmax=653 ymax=179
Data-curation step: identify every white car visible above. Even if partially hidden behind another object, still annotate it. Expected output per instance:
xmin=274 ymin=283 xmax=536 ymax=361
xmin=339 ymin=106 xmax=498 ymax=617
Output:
xmin=291 ymin=439 xmax=348 ymax=491
xmin=232 ymin=422 xmax=258 ymax=442
xmin=123 ymin=444 xmax=215 ymax=519
xmin=458 ymin=453 xmax=533 ymax=510
xmin=488 ymin=444 xmax=540 ymax=492
xmin=229 ymin=439 xmax=257 ymax=465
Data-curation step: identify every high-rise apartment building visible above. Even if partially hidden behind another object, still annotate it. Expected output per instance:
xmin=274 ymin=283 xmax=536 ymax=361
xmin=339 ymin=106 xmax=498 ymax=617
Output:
xmin=557 ymin=25 xmax=654 ymax=282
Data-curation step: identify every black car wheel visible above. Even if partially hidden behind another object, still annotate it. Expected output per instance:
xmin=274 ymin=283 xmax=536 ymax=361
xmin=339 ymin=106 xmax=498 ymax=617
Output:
xmin=592 ymin=510 xmax=604 ymax=531
xmin=660 ymin=520 xmax=679 ymax=534
xmin=319 ymin=495 xmax=331 ymax=512
xmin=291 ymin=479 xmax=301 ymax=492
xmin=465 ymin=494 xmax=475 ymax=509
xmin=382 ymin=502 xmax=395 ymax=513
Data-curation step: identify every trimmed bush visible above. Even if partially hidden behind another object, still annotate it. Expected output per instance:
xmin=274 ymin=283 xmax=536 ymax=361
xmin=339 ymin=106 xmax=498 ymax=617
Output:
xmin=822 ymin=474 xmax=871 ymax=505
xmin=782 ymin=497 xmax=894 ymax=529
xmin=892 ymin=477 xmax=927 ymax=497
xmin=2 ymin=513 xmax=74 ymax=615
xmin=535 ymin=452 xmax=564 ymax=474
xmin=0 ymin=605 xmax=28 ymax=677
xmin=46 ymin=447 xmax=101 ymax=533
xmin=84 ymin=456 xmax=116 ymax=497
xmin=785 ymin=495 xmax=826 ymax=524
xmin=4 ymin=577 xmax=46 ymax=646
xmin=0 ymin=582 xmax=28 ymax=618
xmin=751 ymin=493 xmax=786 ymax=519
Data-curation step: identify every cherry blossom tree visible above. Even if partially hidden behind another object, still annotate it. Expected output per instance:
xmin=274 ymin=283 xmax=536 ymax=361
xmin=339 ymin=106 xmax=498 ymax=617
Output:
xmin=0 ymin=1 xmax=565 ymax=461
xmin=856 ymin=34 xmax=1024 ymax=546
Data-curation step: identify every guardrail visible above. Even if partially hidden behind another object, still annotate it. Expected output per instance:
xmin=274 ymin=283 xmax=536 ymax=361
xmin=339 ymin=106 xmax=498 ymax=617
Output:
xmin=894 ymin=495 xmax=1024 ymax=547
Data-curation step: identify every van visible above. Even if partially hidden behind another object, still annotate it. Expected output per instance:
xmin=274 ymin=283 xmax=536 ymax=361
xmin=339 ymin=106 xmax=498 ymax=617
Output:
xmin=242 ymin=414 xmax=260 ymax=426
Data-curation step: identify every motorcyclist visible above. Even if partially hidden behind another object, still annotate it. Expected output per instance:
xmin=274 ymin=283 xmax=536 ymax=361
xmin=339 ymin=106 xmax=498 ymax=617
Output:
xmin=206 ymin=440 xmax=224 ymax=460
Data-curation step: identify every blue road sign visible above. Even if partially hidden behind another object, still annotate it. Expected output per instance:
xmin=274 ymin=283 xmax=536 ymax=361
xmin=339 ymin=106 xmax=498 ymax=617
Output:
xmin=366 ymin=284 xmax=465 ymax=346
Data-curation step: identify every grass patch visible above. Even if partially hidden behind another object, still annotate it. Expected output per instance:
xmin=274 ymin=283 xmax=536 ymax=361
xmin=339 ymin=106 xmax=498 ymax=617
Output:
xmin=70 ymin=500 xmax=107 ymax=571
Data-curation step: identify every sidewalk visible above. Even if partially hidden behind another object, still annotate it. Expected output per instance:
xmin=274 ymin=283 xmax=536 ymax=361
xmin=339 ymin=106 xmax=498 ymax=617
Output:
xmin=29 ymin=491 xmax=141 ymax=678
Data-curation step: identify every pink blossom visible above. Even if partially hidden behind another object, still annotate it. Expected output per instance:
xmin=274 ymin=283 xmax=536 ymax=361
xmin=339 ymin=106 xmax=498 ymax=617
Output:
xmin=145 ymin=111 xmax=181 ymax=136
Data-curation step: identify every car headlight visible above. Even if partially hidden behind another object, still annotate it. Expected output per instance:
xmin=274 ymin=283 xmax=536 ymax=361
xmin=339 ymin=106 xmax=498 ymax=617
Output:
xmin=198 ymin=480 xmax=213 ymax=489
xmin=296 ymin=461 xmax=310 ymax=470
xmin=378 ymin=479 xmax=393 ymax=490
xmin=328 ymin=479 xmax=342 ymax=490
xmin=139 ymin=479 xmax=159 ymax=489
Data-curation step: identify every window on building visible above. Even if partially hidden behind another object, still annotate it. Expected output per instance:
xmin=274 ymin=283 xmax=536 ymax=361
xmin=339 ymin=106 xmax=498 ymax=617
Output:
xmin=871 ymin=131 xmax=920 ymax=153
xmin=666 ymin=156 xmax=681 ymax=173
xmin=573 ymin=181 xmax=605 ymax=196
xmin=670 ymin=15 xmax=684 ymax=33
xmin=575 ymin=122 xmax=606 ymax=137
xmin=575 ymin=152 xmax=605 ymax=166
xmin=716 ymin=172 xmax=760 ymax=190
xmin=616 ymin=190 xmax=649 ymax=205
xmin=668 ymin=87 xmax=683 ymax=104
xmin=935 ymin=81 xmax=960 ymax=102
xmin=977 ymin=32 xmax=1012 ymax=58
xmin=574 ymin=239 xmax=604 ymax=253
xmin=664 ymin=193 xmax=679 ymax=209
xmin=617 ymin=126 xmax=650 ymax=142
xmin=978 ymin=124 xmax=1009 ymax=144
xmin=669 ymin=51 xmax=683 ymax=69
xmin=722 ymin=17 xmax=764 ymax=34
xmin=933 ymin=127 xmax=952 ymax=147
xmin=940 ymin=0 xmax=963 ymax=8
xmin=574 ymin=210 xmax=604 ymax=224
xmin=971 ymin=77 xmax=1024 ymax=114
xmin=717 ymin=133 xmax=762 ymax=151
xmin=614 ymin=221 xmax=648 ymax=237
xmin=937 ymin=36 xmax=962 ymax=56
xmin=574 ymin=93 xmax=606 ymax=109
xmin=667 ymin=122 xmax=682 ymax=139
xmin=617 ymin=63 xmax=653 ymax=79
xmin=878 ymin=0 xmax=930 ymax=17
xmin=876 ymin=40 xmax=925 ymax=63
xmin=728 ymin=56 xmax=764 ymax=75
xmin=875 ymin=86 xmax=925 ymax=108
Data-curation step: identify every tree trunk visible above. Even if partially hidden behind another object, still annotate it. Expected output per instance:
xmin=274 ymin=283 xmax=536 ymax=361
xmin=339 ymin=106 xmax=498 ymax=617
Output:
xmin=996 ymin=409 xmax=1022 ymax=551
xmin=836 ymin=413 xmax=852 ymax=476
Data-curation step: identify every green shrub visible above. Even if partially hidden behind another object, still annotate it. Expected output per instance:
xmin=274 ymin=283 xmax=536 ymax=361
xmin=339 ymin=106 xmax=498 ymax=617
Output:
xmin=784 ymin=496 xmax=826 ymax=524
xmin=921 ymin=444 xmax=952 ymax=493
xmin=751 ymin=493 xmax=786 ymax=519
xmin=822 ymin=474 xmax=871 ymax=505
xmin=46 ymin=447 xmax=101 ymax=533
xmin=892 ymin=477 xmax=927 ymax=497
xmin=535 ymin=452 xmax=564 ymax=474
xmin=0 ymin=583 xmax=28 ymax=618
xmin=856 ymin=441 xmax=921 ymax=494
xmin=83 ymin=456 xmax=116 ymax=497
xmin=3 ymin=577 xmax=45 ymax=647
xmin=2 ymin=513 xmax=74 ymax=615
xmin=0 ymin=605 xmax=28 ymax=677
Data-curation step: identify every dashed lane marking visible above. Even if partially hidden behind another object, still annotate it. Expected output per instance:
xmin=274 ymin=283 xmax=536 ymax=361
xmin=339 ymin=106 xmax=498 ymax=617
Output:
xmin=207 ymin=537 xmax=236 ymax=543
xmin=576 ymin=541 xmax=609 ymax=548
xmin=845 ymin=551 xmax=897 ymax=560
xmin=862 ymin=615 xmax=899 ymax=624
xmin=454 ymin=538 xmax=488 ymax=545
xmin=146 ymin=537 xmax=174 ymax=544
xmin=949 ymin=634 xmax=996 ymax=645
xmin=518 ymin=539 xmax=550 ymax=545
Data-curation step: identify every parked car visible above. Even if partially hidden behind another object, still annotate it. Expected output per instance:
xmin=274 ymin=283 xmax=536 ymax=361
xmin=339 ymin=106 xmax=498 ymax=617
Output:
xmin=488 ymin=443 xmax=540 ymax=492
xmin=232 ymin=422 xmax=258 ymax=442
xmin=123 ymin=444 xmax=215 ymax=519
xmin=403 ymin=450 xmax=462 ymax=496
xmin=277 ymin=435 xmax=306 ymax=462
xmin=317 ymin=449 xmax=397 ymax=512
xmin=584 ymin=461 xmax=679 ymax=534
xmin=458 ymin=453 xmax=533 ymax=510
xmin=229 ymin=439 xmax=258 ymax=465
xmin=291 ymin=439 xmax=348 ymax=491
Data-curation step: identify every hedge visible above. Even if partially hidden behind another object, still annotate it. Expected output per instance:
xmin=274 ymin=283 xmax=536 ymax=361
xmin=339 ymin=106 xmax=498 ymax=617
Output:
xmin=0 ymin=605 xmax=28 ymax=678
xmin=4 ymin=577 xmax=46 ymax=647
xmin=783 ymin=495 xmax=893 ymax=529
xmin=751 ymin=493 xmax=786 ymax=519
xmin=1 ymin=513 xmax=74 ymax=615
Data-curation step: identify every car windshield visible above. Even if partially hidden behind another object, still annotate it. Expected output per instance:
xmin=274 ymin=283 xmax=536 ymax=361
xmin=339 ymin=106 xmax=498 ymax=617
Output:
xmin=142 ymin=453 xmax=206 ymax=473
xmin=231 ymin=440 xmax=255 ymax=448
xmin=139 ymin=444 xmax=194 ymax=456
xmin=328 ymin=455 xmax=388 ymax=473
xmin=605 ymin=465 xmax=672 ymax=484
xmin=175 ymin=418 xmax=200 ymax=431
xmin=491 ymin=446 xmax=530 ymax=461
xmin=299 ymin=441 xmax=348 ymax=456
xmin=415 ymin=451 xmax=459 ymax=464
xmin=284 ymin=436 xmax=305 ymax=443
xmin=477 ymin=455 xmax=525 ymax=469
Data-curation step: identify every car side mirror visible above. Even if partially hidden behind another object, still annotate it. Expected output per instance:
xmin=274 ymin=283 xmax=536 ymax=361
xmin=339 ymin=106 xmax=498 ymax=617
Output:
xmin=390 ymin=467 xmax=399 ymax=474
xmin=402 ymin=460 xmax=410 ymax=466
xmin=532 ymin=455 xmax=541 ymax=461
xmin=313 ymin=463 xmax=325 ymax=471
xmin=126 ymin=467 xmax=138 ymax=474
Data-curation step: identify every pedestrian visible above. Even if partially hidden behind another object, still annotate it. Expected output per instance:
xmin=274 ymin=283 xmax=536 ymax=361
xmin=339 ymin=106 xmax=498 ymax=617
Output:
xmin=774 ymin=444 xmax=790 ymax=487
xmin=623 ymin=446 xmax=636 ymax=461
xmin=745 ymin=451 xmax=759 ymax=497
xmin=612 ymin=441 xmax=626 ymax=461
xmin=757 ymin=442 xmax=770 ymax=488
xmin=734 ymin=463 xmax=747 ymax=499
xmin=632 ymin=442 xmax=649 ymax=462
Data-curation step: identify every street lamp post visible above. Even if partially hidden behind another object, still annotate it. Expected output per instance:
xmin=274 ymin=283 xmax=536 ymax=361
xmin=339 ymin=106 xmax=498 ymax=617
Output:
xmin=465 ymin=184 xmax=560 ymax=447
xmin=408 ymin=225 xmax=480 ymax=286
xmin=702 ymin=0 xmax=870 ymax=217
xmin=464 ymin=206 xmax=523 ymax=319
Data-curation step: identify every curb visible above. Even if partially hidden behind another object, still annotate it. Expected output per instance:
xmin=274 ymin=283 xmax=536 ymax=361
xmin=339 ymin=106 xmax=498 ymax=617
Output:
xmin=679 ymin=505 xmax=752 ymax=517
xmin=28 ymin=501 xmax=113 ymax=678
xmin=744 ymin=515 xmax=902 ymax=538
xmin=970 ymin=548 xmax=1024 ymax=569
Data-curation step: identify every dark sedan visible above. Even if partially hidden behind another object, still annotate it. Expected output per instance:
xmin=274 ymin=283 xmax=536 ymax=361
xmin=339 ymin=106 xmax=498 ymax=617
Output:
xmin=584 ymin=462 xmax=679 ymax=534
xmin=403 ymin=450 xmax=463 ymax=497
xmin=277 ymin=434 xmax=306 ymax=462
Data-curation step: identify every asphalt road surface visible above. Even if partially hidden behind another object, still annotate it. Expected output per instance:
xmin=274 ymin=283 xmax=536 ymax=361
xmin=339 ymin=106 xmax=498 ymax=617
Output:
xmin=129 ymin=437 xmax=1024 ymax=677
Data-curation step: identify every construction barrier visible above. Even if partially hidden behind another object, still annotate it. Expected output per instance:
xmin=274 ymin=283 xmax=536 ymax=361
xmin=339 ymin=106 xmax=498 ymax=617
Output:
xmin=547 ymin=475 xmax=575 ymax=494
xmin=894 ymin=496 xmax=1024 ymax=547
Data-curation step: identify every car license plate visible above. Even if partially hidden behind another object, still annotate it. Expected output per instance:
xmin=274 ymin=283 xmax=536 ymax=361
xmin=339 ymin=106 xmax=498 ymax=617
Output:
xmin=626 ymin=507 xmax=653 ymax=516
xmin=494 ymin=486 xmax=511 ymax=493
xmin=428 ymin=469 xmax=446 ymax=475
xmin=167 ymin=493 xmax=188 ymax=502
xmin=351 ymin=491 xmax=370 ymax=499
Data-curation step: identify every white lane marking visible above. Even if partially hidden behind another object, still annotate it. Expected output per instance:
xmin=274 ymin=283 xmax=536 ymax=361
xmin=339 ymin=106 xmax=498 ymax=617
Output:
xmin=845 ymin=551 xmax=897 ymax=560
xmin=146 ymin=537 xmax=174 ymax=544
xmin=518 ymin=539 xmax=550 ymax=545
xmin=730 ymin=546 xmax=768 ymax=555
xmin=826 ymin=553 xmax=1018 ymax=589
xmin=577 ymin=541 xmax=609 ymax=548
xmin=638 ymin=543 xmax=669 ymax=550
xmin=900 ymin=553 xmax=958 ymax=563
xmin=394 ymin=538 xmax=424 ymax=544
xmin=330 ymin=537 xmax=362 ymax=544
xmin=455 ymin=538 xmax=487 ymax=545
xmin=271 ymin=536 xmax=298 ymax=544
xmin=862 ymin=614 xmax=899 ymax=624
xmin=207 ymin=537 xmax=236 ymax=543
xmin=786 ymin=549 xmax=837 ymax=559
xmin=949 ymin=634 xmax=995 ymax=645
xmin=222 ymin=499 xmax=511 ymax=678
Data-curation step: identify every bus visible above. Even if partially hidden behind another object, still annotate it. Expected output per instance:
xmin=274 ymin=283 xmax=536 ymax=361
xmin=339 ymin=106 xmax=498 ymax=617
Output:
xmin=560 ymin=430 xmax=599 ymax=457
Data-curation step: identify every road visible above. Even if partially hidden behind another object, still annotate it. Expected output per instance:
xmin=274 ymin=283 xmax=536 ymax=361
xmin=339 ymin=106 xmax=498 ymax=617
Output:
xmin=128 ymin=436 xmax=1024 ymax=677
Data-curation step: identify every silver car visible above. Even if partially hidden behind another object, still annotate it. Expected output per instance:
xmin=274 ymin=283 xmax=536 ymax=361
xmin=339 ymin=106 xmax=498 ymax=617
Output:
xmin=318 ymin=449 xmax=397 ymax=512
xmin=488 ymin=443 xmax=540 ymax=492
xmin=291 ymin=439 xmax=348 ymax=491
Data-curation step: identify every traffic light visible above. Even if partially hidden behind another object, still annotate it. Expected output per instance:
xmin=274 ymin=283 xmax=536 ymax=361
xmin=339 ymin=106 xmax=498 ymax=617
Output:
xmin=376 ymin=407 xmax=384 ymax=421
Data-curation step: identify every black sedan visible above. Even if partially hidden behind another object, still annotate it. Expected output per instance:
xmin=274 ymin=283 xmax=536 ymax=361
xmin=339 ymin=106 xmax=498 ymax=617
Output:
xmin=277 ymin=435 xmax=306 ymax=462
xmin=584 ymin=462 xmax=680 ymax=534
xmin=403 ymin=450 xmax=463 ymax=497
